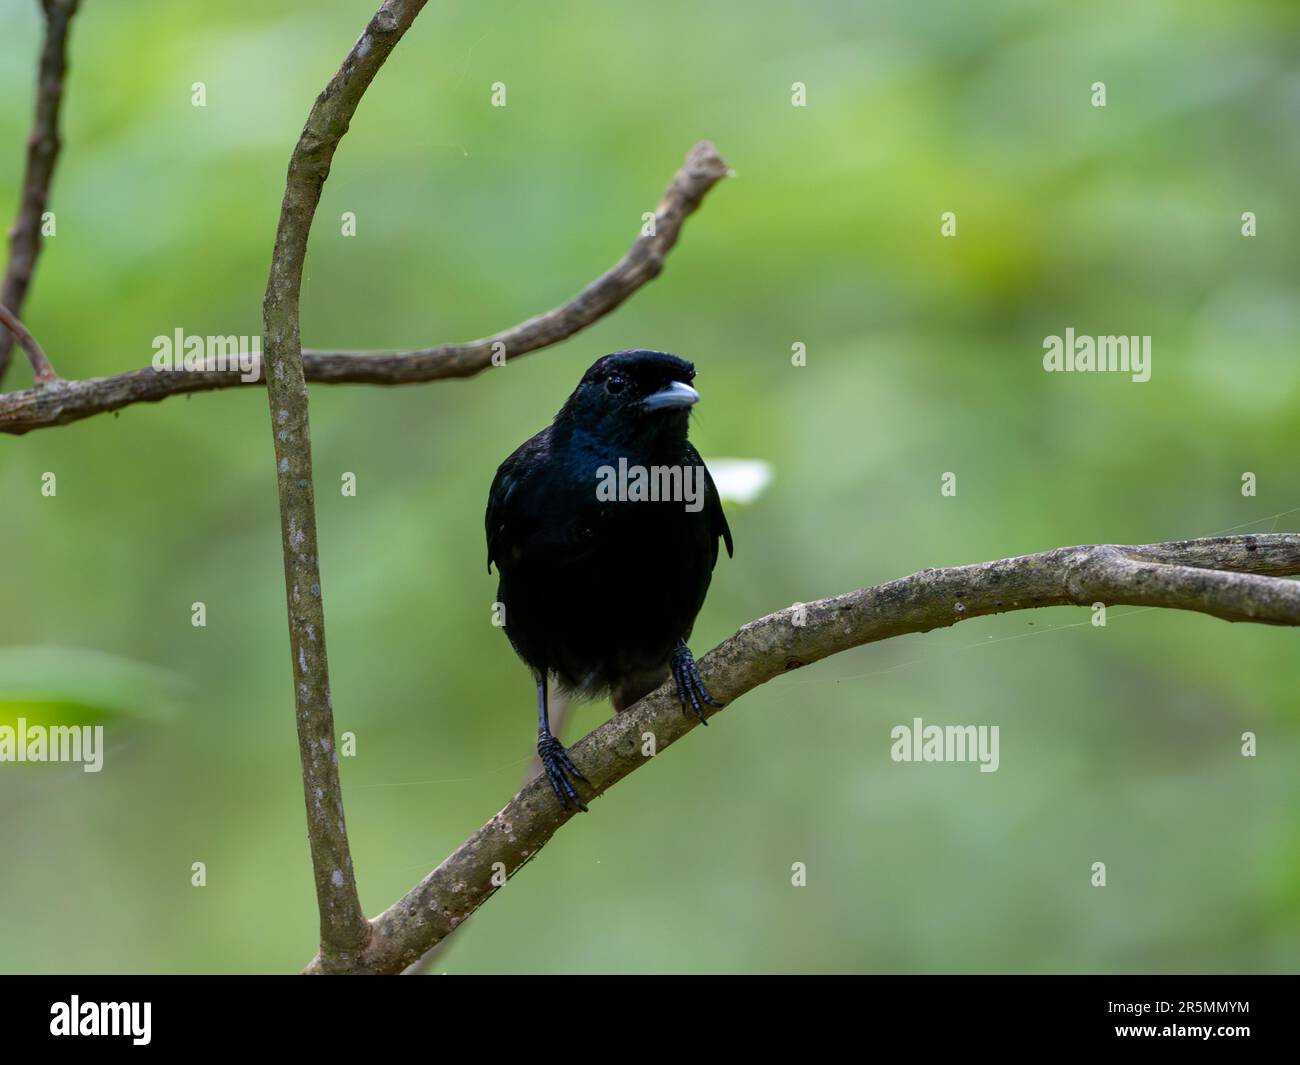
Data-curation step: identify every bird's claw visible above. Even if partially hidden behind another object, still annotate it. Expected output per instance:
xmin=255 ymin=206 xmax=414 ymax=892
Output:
xmin=538 ymin=732 xmax=589 ymax=812
xmin=670 ymin=643 xmax=722 ymax=724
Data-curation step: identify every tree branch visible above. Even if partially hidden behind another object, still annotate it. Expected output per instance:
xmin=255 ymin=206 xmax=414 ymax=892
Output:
xmin=265 ymin=0 xmax=429 ymax=971
xmin=0 ymin=0 xmax=80 ymax=386
xmin=303 ymin=533 xmax=1300 ymax=974
xmin=401 ymin=684 xmax=574 ymax=974
xmin=0 ymin=140 xmax=729 ymax=434
xmin=0 ymin=301 xmax=57 ymax=383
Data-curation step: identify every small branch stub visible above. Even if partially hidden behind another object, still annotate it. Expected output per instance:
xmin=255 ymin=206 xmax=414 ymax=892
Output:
xmin=0 ymin=301 xmax=58 ymax=383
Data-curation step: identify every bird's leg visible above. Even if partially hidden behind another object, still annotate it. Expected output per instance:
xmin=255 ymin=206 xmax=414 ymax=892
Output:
xmin=536 ymin=672 xmax=589 ymax=812
xmin=670 ymin=639 xmax=722 ymax=724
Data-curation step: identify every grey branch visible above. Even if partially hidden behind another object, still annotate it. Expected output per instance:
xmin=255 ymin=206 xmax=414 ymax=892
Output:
xmin=303 ymin=533 xmax=1300 ymax=974
xmin=0 ymin=140 xmax=729 ymax=434
xmin=0 ymin=0 xmax=80 ymax=385
xmin=263 ymin=0 xmax=430 ymax=971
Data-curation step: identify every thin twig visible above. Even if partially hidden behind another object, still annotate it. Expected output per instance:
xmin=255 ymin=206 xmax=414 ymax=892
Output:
xmin=303 ymin=533 xmax=1300 ymax=974
xmin=0 ymin=141 xmax=729 ymax=434
xmin=0 ymin=0 xmax=80 ymax=386
xmin=0 ymin=301 xmax=58 ymax=383
xmin=264 ymin=0 xmax=430 ymax=972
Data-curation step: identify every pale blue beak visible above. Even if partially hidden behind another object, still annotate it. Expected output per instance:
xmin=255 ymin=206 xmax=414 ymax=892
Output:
xmin=643 ymin=381 xmax=700 ymax=411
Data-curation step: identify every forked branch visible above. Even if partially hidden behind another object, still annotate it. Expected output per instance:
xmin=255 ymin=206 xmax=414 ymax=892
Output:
xmin=304 ymin=533 xmax=1300 ymax=974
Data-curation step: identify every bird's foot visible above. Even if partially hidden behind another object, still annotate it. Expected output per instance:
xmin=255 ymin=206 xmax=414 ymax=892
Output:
xmin=670 ymin=642 xmax=722 ymax=724
xmin=538 ymin=732 xmax=589 ymax=812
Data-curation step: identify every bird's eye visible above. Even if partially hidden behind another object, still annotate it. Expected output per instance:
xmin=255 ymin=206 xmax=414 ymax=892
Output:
xmin=604 ymin=374 xmax=627 ymax=395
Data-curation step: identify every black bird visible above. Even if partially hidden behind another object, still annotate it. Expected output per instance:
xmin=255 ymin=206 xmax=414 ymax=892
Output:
xmin=486 ymin=350 xmax=733 ymax=810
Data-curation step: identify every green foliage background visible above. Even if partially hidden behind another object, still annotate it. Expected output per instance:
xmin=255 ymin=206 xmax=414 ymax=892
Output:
xmin=2 ymin=0 xmax=1298 ymax=973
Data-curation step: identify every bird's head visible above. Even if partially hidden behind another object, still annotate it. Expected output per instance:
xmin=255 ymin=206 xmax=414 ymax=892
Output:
xmin=556 ymin=349 xmax=701 ymax=447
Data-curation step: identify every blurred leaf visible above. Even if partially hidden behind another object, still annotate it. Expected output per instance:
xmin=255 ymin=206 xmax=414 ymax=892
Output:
xmin=0 ymin=645 xmax=188 ymax=725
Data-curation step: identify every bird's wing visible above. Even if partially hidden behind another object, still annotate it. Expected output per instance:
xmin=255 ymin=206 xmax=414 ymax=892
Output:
xmin=489 ymin=426 xmax=612 ymax=574
xmin=486 ymin=433 xmax=546 ymax=573
xmin=688 ymin=442 xmax=734 ymax=566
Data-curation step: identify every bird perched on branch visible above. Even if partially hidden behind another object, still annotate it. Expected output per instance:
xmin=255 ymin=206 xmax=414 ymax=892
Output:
xmin=486 ymin=350 xmax=733 ymax=811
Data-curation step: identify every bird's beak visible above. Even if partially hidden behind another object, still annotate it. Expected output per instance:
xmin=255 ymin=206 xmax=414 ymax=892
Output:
xmin=642 ymin=380 xmax=700 ymax=412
